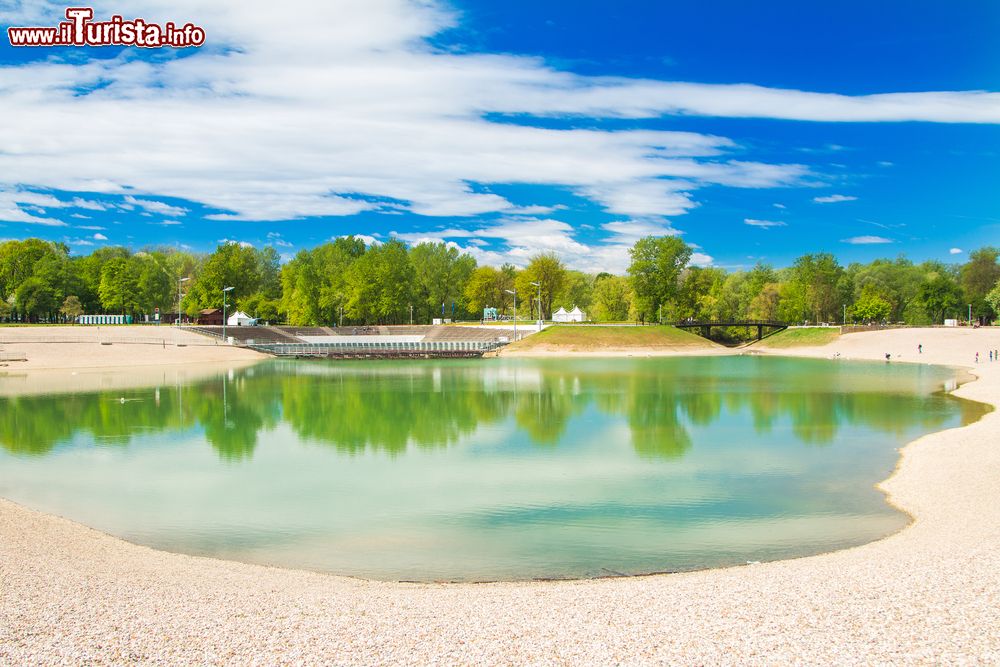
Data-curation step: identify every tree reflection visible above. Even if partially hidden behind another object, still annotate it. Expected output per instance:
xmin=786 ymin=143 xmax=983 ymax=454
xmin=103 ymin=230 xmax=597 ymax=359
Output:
xmin=0 ymin=358 xmax=985 ymax=461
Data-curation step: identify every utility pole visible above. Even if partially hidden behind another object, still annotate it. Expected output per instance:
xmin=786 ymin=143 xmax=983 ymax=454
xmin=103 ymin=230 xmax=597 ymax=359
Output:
xmin=177 ymin=277 xmax=189 ymax=326
xmin=409 ymin=304 xmax=413 ymax=325
xmin=222 ymin=286 xmax=234 ymax=340
xmin=530 ymin=281 xmax=542 ymax=331
xmin=505 ymin=289 xmax=517 ymax=341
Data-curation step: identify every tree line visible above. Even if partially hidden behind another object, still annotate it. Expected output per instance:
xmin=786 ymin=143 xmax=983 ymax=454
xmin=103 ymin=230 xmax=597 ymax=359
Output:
xmin=1 ymin=235 xmax=998 ymax=327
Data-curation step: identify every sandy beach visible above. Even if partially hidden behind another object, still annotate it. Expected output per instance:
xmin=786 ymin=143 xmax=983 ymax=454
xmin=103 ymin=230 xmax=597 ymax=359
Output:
xmin=2 ymin=326 xmax=999 ymax=664
xmin=0 ymin=326 xmax=265 ymax=372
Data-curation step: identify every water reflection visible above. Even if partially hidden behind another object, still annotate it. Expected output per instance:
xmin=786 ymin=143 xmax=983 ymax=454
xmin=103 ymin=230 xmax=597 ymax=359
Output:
xmin=0 ymin=357 xmax=986 ymax=461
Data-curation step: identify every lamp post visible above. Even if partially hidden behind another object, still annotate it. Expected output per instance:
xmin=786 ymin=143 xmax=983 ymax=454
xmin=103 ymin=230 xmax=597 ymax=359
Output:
xmin=505 ymin=289 xmax=517 ymax=341
xmin=843 ymin=303 xmax=846 ymax=326
xmin=530 ymin=281 xmax=542 ymax=331
xmin=177 ymin=277 xmax=189 ymax=326
xmin=222 ymin=286 xmax=234 ymax=341
xmin=968 ymin=303 xmax=972 ymax=327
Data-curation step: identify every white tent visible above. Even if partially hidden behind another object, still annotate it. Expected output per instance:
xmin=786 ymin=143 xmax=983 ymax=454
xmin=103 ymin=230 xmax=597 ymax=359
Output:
xmin=552 ymin=306 xmax=586 ymax=323
xmin=227 ymin=310 xmax=256 ymax=327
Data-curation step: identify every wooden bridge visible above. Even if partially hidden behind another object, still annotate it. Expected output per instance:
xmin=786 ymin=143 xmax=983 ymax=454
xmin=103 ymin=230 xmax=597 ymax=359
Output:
xmin=670 ymin=320 xmax=788 ymax=341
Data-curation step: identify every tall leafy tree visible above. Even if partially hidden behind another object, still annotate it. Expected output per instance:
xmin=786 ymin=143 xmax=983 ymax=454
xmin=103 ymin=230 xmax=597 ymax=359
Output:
xmin=516 ymin=252 xmax=567 ymax=320
xmin=98 ymin=257 xmax=141 ymax=314
xmin=589 ymin=275 xmax=632 ymax=321
xmin=627 ymin=236 xmax=692 ymax=321
xmin=409 ymin=242 xmax=476 ymax=323
xmin=346 ymin=239 xmax=415 ymax=323
xmin=960 ymin=247 xmax=1000 ymax=321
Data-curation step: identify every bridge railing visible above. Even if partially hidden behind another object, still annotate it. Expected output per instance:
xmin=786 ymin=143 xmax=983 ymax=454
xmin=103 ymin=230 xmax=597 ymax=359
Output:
xmin=668 ymin=320 xmax=788 ymax=328
xmin=249 ymin=340 xmax=505 ymax=356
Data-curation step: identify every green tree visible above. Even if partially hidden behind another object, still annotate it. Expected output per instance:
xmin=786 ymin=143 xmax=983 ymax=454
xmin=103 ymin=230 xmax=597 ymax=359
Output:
xmin=409 ymin=242 xmax=476 ymax=323
xmin=60 ymin=295 xmax=84 ymax=321
xmin=345 ymin=239 xmax=415 ymax=323
xmin=852 ymin=285 xmax=892 ymax=323
xmin=516 ymin=252 xmax=567 ymax=320
xmin=917 ymin=271 xmax=963 ymax=324
xmin=787 ymin=254 xmax=844 ymax=323
xmin=627 ymin=236 xmax=692 ymax=321
xmin=98 ymin=257 xmax=141 ymax=314
xmin=0 ymin=239 xmax=65 ymax=302
xmin=960 ymin=247 xmax=1000 ymax=322
xmin=589 ymin=275 xmax=632 ymax=321
xmin=15 ymin=277 xmax=58 ymax=322
xmin=986 ymin=279 xmax=1000 ymax=317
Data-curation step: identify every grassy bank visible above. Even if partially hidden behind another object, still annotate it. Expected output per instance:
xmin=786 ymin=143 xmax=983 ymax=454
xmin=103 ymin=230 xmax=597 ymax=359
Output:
xmin=754 ymin=327 xmax=841 ymax=348
xmin=502 ymin=324 xmax=717 ymax=353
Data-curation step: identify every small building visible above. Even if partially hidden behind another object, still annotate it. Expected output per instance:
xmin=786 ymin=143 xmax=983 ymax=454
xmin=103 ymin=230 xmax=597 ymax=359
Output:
xmin=196 ymin=308 xmax=224 ymax=325
xmin=553 ymin=306 xmax=586 ymax=323
xmin=227 ymin=310 xmax=257 ymax=327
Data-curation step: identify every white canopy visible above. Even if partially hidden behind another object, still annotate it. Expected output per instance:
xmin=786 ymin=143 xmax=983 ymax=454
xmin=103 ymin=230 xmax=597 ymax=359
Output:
xmin=227 ymin=310 xmax=256 ymax=326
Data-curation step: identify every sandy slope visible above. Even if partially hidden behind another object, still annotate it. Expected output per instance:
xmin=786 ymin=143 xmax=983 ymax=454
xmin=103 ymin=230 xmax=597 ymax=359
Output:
xmin=2 ymin=327 xmax=999 ymax=665
xmin=0 ymin=325 xmax=266 ymax=372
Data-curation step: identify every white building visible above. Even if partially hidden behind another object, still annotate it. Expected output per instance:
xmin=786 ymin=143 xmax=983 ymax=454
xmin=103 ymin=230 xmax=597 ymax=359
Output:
xmin=227 ymin=310 xmax=257 ymax=327
xmin=552 ymin=306 xmax=586 ymax=323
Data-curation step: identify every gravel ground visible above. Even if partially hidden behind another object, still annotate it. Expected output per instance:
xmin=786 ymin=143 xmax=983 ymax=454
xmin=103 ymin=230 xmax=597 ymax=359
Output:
xmin=2 ymin=327 xmax=999 ymax=665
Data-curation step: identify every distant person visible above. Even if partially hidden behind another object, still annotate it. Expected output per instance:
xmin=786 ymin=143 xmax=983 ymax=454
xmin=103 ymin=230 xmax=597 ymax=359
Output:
xmin=975 ymin=352 xmax=979 ymax=363
xmin=918 ymin=344 xmax=922 ymax=354
xmin=885 ymin=352 xmax=891 ymax=362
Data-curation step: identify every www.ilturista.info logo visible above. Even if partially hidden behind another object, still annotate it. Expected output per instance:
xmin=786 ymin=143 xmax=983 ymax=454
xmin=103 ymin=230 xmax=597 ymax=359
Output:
xmin=7 ymin=7 xmax=206 ymax=48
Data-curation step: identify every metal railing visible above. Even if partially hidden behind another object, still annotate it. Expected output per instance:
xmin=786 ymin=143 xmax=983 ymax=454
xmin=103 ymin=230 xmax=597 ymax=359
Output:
xmin=250 ymin=339 xmax=505 ymax=357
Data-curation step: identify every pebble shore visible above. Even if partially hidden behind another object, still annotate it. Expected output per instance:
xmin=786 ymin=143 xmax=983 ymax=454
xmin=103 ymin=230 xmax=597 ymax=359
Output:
xmin=2 ymin=327 xmax=999 ymax=665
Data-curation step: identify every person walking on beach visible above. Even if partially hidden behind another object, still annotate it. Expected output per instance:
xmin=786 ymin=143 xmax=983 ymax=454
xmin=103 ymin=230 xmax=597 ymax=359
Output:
xmin=975 ymin=352 xmax=979 ymax=363
xmin=918 ymin=343 xmax=922 ymax=354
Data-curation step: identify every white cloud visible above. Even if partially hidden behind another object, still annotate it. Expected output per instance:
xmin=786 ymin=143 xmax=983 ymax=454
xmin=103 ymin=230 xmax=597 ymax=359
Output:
xmin=814 ymin=194 xmax=858 ymax=204
xmin=949 ymin=247 xmax=964 ymax=255
xmin=2 ymin=0 xmax=995 ymax=238
xmin=690 ymin=252 xmax=714 ymax=267
xmin=92 ymin=232 xmax=108 ymax=241
xmin=0 ymin=188 xmax=68 ymax=226
xmin=842 ymin=235 xmax=893 ymax=244
xmin=0 ymin=0 xmax=921 ymax=227
xmin=266 ymin=232 xmax=294 ymax=248
xmin=744 ymin=218 xmax=786 ymax=228
xmin=773 ymin=203 xmax=786 ymax=209
xmin=396 ymin=216 xmax=688 ymax=273
xmin=123 ymin=196 xmax=188 ymax=217
xmin=71 ymin=214 xmax=92 ymax=220
xmin=70 ymin=197 xmax=107 ymax=211
xmin=76 ymin=225 xmax=105 ymax=230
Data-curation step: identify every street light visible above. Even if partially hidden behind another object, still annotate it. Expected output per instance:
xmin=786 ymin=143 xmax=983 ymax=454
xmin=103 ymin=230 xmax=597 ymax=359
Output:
xmin=969 ymin=303 xmax=973 ymax=327
xmin=222 ymin=286 xmax=235 ymax=340
xmin=177 ymin=277 xmax=190 ymax=327
xmin=530 ymin=281 xmax=542 ymax=331
xmin=505 ymin=289 xmax=517 ymax=341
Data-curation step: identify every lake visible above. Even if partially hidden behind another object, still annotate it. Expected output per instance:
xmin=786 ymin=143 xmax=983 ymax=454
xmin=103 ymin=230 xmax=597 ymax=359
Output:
xmin=0 ymin=356 xmax=986 ymax=581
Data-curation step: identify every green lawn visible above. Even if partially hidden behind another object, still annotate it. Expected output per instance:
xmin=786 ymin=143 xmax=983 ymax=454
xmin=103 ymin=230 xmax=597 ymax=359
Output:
xmin=503 ymin=324 xmax=717 ymax=352
xmin=755 ymin=327 xmax=840 ymax=348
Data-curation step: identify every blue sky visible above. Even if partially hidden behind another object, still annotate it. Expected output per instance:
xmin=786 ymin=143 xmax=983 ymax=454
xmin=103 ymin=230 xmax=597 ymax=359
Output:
xmin=1 ymin=0 xmax=998 ymax=272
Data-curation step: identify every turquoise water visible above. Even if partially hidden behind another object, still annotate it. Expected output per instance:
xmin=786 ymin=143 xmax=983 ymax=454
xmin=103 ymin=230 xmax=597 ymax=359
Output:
xmin=0 ymin=356 xmax=984 ymax=581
